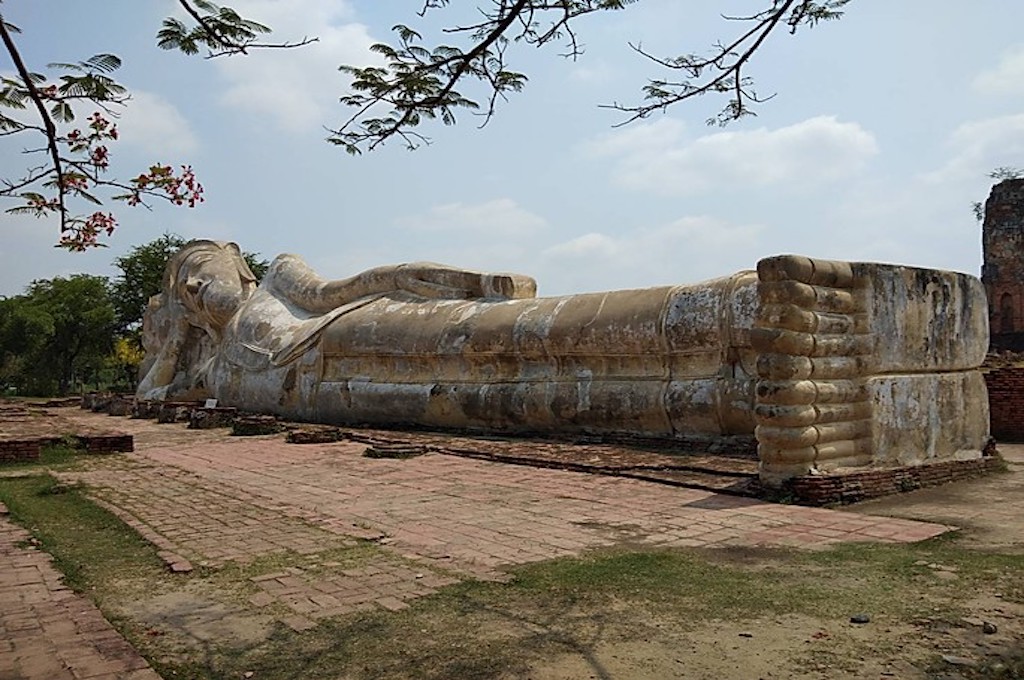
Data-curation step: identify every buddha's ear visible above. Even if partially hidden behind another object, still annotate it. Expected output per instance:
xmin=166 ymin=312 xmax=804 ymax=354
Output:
xmin=185 ymin=277 xmax=202 ymax=296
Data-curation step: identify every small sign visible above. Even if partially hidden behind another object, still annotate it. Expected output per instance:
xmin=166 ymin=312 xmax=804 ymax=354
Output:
xmin=204 ymin=398 xmax=218 ymax=409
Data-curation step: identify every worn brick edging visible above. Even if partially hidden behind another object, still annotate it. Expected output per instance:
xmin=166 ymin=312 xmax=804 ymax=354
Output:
xmin=70 ymin=489 xmax=194 ymax=573
xmin=788 ymin=456 xmax=1003 ymax=505
xmin=984 ymin=366 xmax=1024 ymax=442
xmin=0 ymin=504 xmax=164 ymax=680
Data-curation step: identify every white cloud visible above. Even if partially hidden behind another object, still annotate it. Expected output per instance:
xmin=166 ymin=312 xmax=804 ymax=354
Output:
xmin=925 ymin=114 xmax=1024 ymax=183
xmin=117 ymin=90 xmax=198 ymax=157
xmin=397 ymin=198 xmax=547 ymax=236
xmin=974 ymin=45 xmax=1024 ymax=95
xmin=586 ymin=116 xmax=878 ymax=196
xmin=212 ymin=0 xmax=377 ymax=133
xmin=570 ymin=61 xmax=616 ymax=84
xmin=541 ymin=216 xmax=766 ymax=292
xmin=543 ymin=232 xmax=618 ymax=259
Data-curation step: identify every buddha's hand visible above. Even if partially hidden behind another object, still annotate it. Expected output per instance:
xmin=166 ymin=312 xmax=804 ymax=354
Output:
xmin=396 ymin=263 xmax=536 ymax=300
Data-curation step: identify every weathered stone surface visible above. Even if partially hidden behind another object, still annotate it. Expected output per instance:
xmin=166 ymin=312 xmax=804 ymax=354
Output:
xmin=753 ymin=255 xmax=989 ymax=485
xmin=137 ymin=241 xmax=990 ymax=486
xmin=89 ymin=393 xmax=113 ymax=413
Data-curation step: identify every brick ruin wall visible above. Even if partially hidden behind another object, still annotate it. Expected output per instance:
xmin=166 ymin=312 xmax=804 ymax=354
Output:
xmin=983 ymin=179 xmax=1024 ymax=351
xmin=984 ymin=366 xmax=1024 ymax=442
xmin=0 ymin=439 xmax=42 ymax=464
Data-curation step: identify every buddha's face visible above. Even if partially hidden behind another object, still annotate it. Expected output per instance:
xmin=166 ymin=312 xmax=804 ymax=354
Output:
xmin=175 ymin=247 xmax=253 ymax=330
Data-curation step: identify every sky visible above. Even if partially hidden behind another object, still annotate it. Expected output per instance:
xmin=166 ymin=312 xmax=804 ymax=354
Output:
xmin=1 ymin=1 xmax=1023 ymax=297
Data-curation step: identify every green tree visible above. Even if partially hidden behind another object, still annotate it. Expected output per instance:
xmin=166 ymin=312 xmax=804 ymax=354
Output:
xmin=0 ymin=293 xmax=49 ymax=392
xmin=0 ymin=274 xmax=116 ymax=395
xmin=110 ymin=233 xmax=268 ymax=334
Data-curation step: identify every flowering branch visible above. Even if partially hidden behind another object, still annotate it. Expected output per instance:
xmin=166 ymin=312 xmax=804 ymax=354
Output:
xmin=1 ymin=1 xmax=306 ymax=250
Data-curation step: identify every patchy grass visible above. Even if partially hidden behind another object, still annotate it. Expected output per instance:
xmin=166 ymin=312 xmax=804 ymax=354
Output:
xmin=0 ymin=474 xmax=167 ymax=594
xmin=149 ymin=540 xmax=1024 ymax=680
xmin=2 ymin=473 xmax=1022 ymax=679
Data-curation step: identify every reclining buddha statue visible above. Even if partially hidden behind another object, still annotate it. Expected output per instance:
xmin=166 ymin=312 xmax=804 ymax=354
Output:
xmin=138 ymin=240 xmax=990 ymax=485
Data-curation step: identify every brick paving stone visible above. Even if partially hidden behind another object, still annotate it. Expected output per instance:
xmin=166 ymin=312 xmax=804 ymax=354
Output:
xmin=375 ymin=596 xmax=409 ymax=612
xmin=49 ymin=412 xmax=959 ymax=629
xmin=0 ymin=512 xmax=161 ymax=680
xmin=280 ymin=615 xmax=317 ymax=632
xmin=247 ymin=592 xmax=276 ymax=608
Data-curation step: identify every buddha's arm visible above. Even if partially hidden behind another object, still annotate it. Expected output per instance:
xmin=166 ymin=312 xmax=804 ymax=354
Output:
xmin=267 ymin=254 xmax=537 ymax=314
xmin=137 ymin=313 xmax=191 ymax=399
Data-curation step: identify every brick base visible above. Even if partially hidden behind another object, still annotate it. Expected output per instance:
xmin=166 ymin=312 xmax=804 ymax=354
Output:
xmin=786 ymin=455 xmax=1003 ymax=506
xmin=188 ymin=407 xmax=238 ymax=429
xmin=287 ymin=426 xmax=342 ymax=444
xmin=157 ymin=402 xmax=200 ymax=424
xmin=984 ymin=365 xmax=1024 ymax=441
xmin=76 ymin=434 xmax=134 ymax=454
xmin=232 ymin=415 xmax=283 ymax=436
xmin=132 ymin=400 xmax=161 ymax=419
xmin=0 ymin=439 xmax=41 ymax=464
xmin=107 ymin=397 xmax=134 ymax=416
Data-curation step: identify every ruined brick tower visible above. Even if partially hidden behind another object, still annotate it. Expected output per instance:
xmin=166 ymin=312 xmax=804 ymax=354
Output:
xmin=982 ymin=178 xmax=1024 ymax=351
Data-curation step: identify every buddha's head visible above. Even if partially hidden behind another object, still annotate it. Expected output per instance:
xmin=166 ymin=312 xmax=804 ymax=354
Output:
xmin=163 ymin=240 xmax=257 ymax=335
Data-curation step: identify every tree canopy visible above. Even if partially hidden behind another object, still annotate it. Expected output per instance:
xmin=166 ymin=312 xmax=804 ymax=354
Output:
xmin=0 ymin=233 xmax=267 ymax=396
xmin=0 ymin=0 xmax=849 ymax=248
xmin=0 ymin=274 xmax=115 ymax=394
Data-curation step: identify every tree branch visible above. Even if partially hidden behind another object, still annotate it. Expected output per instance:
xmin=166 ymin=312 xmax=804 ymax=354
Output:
xmin=177 ymin=0 xmax=244 ymax=53
xmin=0 ymin=15 xmax=67 ymax=228
xmin=335 ymin=0 xmax=846 ymax=152
xmin=173 ymin=0 xmax=318 ymax=58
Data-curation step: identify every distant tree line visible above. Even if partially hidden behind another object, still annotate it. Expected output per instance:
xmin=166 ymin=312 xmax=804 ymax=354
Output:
xmin=0 ymin=234 xmax=267 ymax=396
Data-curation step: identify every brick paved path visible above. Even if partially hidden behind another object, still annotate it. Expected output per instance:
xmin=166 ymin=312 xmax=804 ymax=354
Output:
xmin=7 ymin=409 xmax=957 ymax=667
xmin=63 ymin=424 xmax=946 ymax=566
xmin=59 ymin=412 xmax=951 ymax=576
xmin=0 ymin=502 xmax=161 ymax=680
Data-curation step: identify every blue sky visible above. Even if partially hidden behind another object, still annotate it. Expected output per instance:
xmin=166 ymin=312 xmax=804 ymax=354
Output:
xmin=2 ymin=1 xmax=1023 ymax=296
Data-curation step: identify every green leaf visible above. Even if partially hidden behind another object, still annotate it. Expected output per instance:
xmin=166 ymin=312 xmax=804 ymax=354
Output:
xmin=194 ymin=0 xmax=219 ymax=13
xmin=77 ymin=190 xmax=103 ymax=205
xmin=50 ymin=101 xmax=74 ymax=123
xmin=84 ymin=54 xmax=122 ymax=73
xmin=0 ymin=114 xmax=25 ymax=131
xmin=157 ymin=19 xmax=200 ymax=54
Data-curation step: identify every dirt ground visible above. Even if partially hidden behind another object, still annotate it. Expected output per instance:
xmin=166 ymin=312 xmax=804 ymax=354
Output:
xmin=523 ymin=446 xmax=1024 ymax=680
